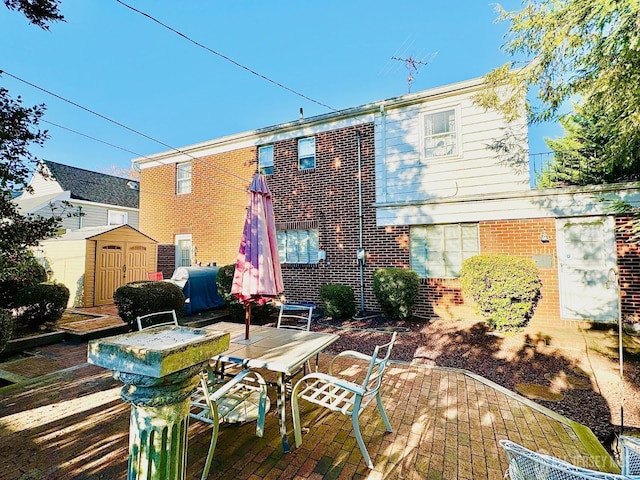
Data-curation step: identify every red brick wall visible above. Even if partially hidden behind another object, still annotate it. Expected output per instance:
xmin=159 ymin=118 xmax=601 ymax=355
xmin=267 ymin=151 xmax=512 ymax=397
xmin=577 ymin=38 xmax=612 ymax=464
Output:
xmin=139 ymin=147 xmax=257 ymax=272
xmin=616 ymin=215 xmax=640 ymax=321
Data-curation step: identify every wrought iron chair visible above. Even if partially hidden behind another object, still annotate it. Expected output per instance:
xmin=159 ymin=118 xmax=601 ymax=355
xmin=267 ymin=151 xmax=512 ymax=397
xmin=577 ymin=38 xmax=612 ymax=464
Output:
xmin=500 ymin=439 xmax=631 ymax=479
xmin=136 ymin=309 xmax=179 ymax=330
xmin=619 ymin=435 xmax=640 ymax=476
xmin=291 ymin=332 xmax=397 ymax=469
xmin=276 ymin=302 xmax=315 ymax=331
xmin=190 ymin=365 xmax=269 ymax=480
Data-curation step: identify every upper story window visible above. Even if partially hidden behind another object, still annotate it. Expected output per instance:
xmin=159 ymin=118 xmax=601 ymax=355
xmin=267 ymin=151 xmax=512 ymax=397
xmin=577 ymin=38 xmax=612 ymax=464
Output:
xmin=259 ymin=145 xmax=274 ymax=175
xmin=410 ymin=223 xmax=478 ymax=278
xmin=277 ymin=229 xmax=318 ymax=264
xmin=176 ymin=161 xmax=192 ymax=194
xmin=422 ymin=108 xmax=459 ymax=159
xmin=298 ymin=137 xmax=316 ymax=170
xmin=108 ymin=210 xmax=128 ymax=225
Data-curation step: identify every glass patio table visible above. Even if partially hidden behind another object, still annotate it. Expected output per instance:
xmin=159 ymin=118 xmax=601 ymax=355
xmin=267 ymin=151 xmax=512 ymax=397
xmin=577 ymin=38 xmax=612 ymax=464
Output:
xmin=203 ymin=321 xmax=339 ymax=452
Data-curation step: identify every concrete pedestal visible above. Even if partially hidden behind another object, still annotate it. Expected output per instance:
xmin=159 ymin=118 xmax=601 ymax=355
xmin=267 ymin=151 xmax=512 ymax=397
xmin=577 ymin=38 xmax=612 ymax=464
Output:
xmin=88 ymin=326 xmax=229 ymax=480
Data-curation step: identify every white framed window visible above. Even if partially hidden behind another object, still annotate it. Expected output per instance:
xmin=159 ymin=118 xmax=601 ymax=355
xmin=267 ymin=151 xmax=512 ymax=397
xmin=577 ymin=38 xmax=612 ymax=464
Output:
xmin=298 ymin=137 xmax=315 ymax=170
xmin=277 ymin=229 xmax=318 ymax=264
xmin=175 ymin=234 xmax=192 ymax=267
xmin=259 ymin=145 xmax=274 ymax=175
xmin=177 ymin=161 xmax=191 ymax=194
xmin=108 ymin=210 xmax=128 ymax=225
xmin=422 ymin=108 xmax=459 ymax=159
xmin=410 ymin=223 xmax=479 ymax=278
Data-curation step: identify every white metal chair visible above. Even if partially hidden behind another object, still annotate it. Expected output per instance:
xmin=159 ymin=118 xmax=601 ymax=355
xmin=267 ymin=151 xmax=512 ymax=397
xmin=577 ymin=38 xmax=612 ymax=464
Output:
xmin=190 ymin=365 xmax=269 ymax=480
xmin=276 ymin=302 xmax=315 ymax=331
xmin=500 ymin=439 xmax=630 ymax=479
xmin=291 ymin=332 xmax=397 ymax=469
xmin=136 ymin=310 xmax=269 ymax=480
xmin=136 ymin=309 xmax=179 ymax=331
xmin=620 ymin=435 xmax=640 ymax=476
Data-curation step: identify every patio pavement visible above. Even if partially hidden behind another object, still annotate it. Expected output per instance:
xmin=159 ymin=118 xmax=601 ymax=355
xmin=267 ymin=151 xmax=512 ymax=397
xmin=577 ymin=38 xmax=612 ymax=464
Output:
xmin=0 ymin=307 xmax=622 ymax=479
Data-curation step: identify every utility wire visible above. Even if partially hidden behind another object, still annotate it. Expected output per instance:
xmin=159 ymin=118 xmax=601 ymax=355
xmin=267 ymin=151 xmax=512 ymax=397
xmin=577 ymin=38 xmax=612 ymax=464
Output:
xmin=115 ymin=0 xmax=337 ymax=112
xmin=1 ymin=69 xmax=250 ymax=192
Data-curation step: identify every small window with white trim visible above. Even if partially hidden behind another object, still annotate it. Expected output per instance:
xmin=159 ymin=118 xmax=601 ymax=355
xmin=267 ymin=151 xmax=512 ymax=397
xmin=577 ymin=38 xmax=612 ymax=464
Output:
xmin=259 ymin=145 xmax=274 ymax=175
xmin=175 ymin=234 xmax=192 ymax=267
xmin=176 ymin=162 xmax=191 ymax=194
xmin=298 ymin=137 xmax=315 ymax=170
xmin=108 ymin=210 xmax=128 ymax=225
xmin=422 ymin=108 xmax=459 ymax=159
xmin=277 ymin=229 xmax=318 ymax=264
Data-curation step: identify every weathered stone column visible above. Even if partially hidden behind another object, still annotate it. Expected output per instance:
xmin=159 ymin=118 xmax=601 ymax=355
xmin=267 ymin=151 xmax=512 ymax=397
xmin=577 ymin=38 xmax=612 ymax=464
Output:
xmin=88 ymin=326 xmax=230 ymax=480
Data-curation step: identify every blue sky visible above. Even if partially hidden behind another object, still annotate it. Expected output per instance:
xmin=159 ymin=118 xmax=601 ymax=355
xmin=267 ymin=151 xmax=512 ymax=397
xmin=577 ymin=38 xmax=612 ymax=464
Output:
xmin=1 ymin=1 xmax=562 ymax=177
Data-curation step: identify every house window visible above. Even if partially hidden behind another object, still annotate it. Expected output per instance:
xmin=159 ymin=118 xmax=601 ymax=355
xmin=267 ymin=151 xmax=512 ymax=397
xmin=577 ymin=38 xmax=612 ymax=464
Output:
xmin=277 ymin=229 xmax=318 ymax=264
xmin=259 ymin=145 xmax=274 ymax=175
xmin=298 ymin=137 xmax=315 ymax=170
xmin=175 ymin=234 xmax=192 ymax=267
xmin=108 ymin=210 xmax=128 ymax=225
xmin=423 ymin=108 xmax=458 ymax=159
xmin=410 ymin=223 xmax=479 ymax=278
xmin=177 ymin=162 xmax=191 ymax=194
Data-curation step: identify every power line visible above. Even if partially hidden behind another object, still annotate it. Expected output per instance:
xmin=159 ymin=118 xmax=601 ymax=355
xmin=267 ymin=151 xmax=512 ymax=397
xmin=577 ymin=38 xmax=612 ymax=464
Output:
xmin=115 ymin=0 xmax=336 ymax=112
xmin=1 ymin=68 xmax=250 ymax=192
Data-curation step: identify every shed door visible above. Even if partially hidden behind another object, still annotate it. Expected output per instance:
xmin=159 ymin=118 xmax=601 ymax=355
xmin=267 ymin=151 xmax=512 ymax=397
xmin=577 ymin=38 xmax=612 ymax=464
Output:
xmin=556 ymin=216 xmax=618 ymax=322
xmin=96 ymin=241 xmax=125 ymax=306
xmin=95 ymin=241 xmax=152 ymax=305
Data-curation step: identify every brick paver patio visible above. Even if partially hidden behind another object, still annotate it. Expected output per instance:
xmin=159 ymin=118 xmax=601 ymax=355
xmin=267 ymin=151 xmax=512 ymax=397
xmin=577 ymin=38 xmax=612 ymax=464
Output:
xmin=0 ymin=339 xmax=618 ymax=480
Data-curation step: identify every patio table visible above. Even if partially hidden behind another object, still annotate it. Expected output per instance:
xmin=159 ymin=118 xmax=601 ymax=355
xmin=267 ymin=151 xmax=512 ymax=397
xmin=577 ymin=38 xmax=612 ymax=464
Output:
xmin=204 ymin=321 xmax=339 ymax=452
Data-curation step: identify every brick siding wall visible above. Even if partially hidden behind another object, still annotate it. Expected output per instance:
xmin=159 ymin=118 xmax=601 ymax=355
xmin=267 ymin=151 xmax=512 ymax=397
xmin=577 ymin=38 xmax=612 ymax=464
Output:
xmin=616 ymin=215 xmax=640 ymax=321
xmin=139 ymin=147 xmax=257 ymax=269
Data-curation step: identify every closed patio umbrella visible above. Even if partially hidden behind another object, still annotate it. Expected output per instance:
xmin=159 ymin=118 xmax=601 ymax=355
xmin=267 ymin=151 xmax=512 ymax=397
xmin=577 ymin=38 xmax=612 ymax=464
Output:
xmin=231 ymin=173 xmax=284 ymax=340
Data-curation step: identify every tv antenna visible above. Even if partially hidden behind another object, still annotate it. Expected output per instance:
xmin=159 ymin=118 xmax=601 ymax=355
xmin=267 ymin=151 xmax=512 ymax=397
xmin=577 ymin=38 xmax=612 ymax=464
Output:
xmin=391 ymin=52 xmax=437 ymax=93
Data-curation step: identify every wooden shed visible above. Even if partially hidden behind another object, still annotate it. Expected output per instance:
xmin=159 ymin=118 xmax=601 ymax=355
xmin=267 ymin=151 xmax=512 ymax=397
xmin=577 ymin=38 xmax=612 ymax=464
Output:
xmin=39 ymin=225 xmax=158 ymax=307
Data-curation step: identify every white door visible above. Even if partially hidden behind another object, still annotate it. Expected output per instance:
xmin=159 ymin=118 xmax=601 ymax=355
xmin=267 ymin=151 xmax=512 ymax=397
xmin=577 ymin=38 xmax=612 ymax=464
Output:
xmin=556 ymin=216 xmax=618 ymax=322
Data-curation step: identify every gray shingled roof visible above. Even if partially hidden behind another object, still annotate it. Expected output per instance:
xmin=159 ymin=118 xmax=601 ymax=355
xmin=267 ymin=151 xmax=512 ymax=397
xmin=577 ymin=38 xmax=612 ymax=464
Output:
xmin=44 ymin=161 xmax=139 ymax=208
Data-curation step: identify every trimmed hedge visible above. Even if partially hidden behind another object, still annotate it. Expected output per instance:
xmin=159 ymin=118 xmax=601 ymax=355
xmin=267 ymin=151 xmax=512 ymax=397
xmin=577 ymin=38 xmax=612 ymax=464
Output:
xmin=460 ymin=254 xmax=541 ymax=332
xmin=14 ymin=282 xmax=70 ymax=330
xmin=0 ymin=309 xmax=12 ymax=352
xmin=216 ymin=264 xmax=275 ymax=323
xmin=372 ymin=268 xmax=420 ymax=320
xmin=0 ymin=252 xmax=47 ymax=308
xmin=319 ymin=284 xmax=356 ymax=319
xmin=113 ymin=281 xmax=185 ymax=327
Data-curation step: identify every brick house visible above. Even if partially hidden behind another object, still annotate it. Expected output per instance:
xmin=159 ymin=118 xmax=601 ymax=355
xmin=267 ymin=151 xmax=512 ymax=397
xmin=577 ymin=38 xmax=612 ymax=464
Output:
xmin=134 ymin=75 xmax=640 ymax=326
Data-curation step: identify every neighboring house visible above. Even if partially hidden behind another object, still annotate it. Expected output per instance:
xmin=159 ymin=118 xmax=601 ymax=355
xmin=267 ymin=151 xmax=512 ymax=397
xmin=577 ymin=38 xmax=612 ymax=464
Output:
xmin=133 ymin=75 xmax=640 ymax=326
xmin=13 ymin=160 xmax=140 ymax=231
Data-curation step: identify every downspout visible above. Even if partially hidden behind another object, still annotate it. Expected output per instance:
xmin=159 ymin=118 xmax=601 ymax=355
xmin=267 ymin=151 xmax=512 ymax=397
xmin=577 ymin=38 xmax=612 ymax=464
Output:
xmin=356 ymin=130 xmax=365 ymax=314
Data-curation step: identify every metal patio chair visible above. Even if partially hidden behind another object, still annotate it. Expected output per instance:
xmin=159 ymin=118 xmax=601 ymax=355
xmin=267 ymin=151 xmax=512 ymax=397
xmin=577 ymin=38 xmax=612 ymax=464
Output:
xmin=136 ymin=309 xmax=179 ymax=330
xmin=276 ymin=302 xmax=315 ymax=331
xmin=190 ymin=365 xmax=269 ymax=480
xmin=619 ymin=435 xmax=640 ymax=476
xmin=291 ymin=332 xmax=397 ymax=469
xmin=500 ymin=439 xmax=630 ymax=479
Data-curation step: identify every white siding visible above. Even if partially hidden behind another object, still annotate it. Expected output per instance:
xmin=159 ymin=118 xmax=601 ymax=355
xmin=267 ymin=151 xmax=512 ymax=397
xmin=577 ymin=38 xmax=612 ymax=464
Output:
xmin=375 ymin=91 xmax=529 ymax=206
xmin=39 ymin=239 xmax=87 ymax=308
xmin=30 ymin=201 xmax=139 ymax=230
xmin=376 ymin=186 xmax=640 ymax=226
xmin=21 ymin=169 xmax=64 ymax=198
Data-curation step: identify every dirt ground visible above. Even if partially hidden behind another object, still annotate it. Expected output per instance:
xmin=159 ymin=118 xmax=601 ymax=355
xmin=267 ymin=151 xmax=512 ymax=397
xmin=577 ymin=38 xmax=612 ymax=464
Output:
xmin=307 ymin=315 xmax=640 ymax=445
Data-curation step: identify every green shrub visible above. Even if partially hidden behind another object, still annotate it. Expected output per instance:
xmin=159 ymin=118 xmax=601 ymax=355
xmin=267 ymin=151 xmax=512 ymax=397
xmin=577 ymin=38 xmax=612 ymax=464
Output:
xmin=460 ymin=254 xmax=542 ymax=332
xmin=216 ymin=264 xmax=276 ymax=323
xmin=14 ymin=282 xmax=70 ymax=330
xmin=319 ymin=284 xmax=356 ymax=319
xmin=113 ymin=281 xmax=185 ymax=327
xmin=0 ymin=252 xmax=47 ymax=308
xmin=372 ymin=268 xmax=420 ymax=320
xmin=0 ymin=309 xmax=12 ymax=352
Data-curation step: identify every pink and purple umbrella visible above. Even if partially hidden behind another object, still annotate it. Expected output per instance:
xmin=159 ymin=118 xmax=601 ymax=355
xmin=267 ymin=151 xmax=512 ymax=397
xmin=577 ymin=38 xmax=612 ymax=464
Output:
xmin=231 ymin=173 xmax=284 ymax=340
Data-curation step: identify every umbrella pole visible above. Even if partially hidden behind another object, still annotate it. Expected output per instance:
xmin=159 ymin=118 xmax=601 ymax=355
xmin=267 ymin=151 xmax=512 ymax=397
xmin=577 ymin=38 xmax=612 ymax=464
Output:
xmin=245 ymin=303 xmax=252 ymax=340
